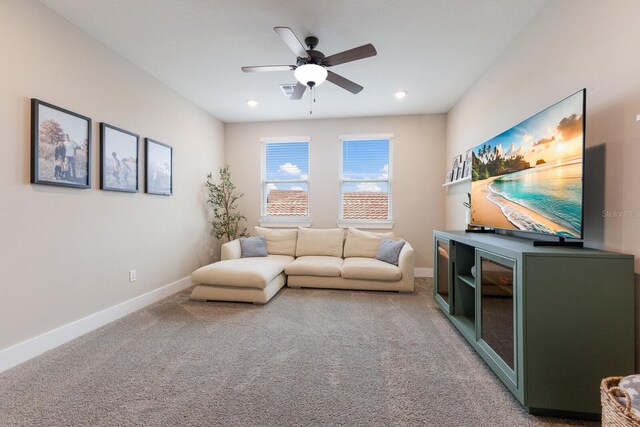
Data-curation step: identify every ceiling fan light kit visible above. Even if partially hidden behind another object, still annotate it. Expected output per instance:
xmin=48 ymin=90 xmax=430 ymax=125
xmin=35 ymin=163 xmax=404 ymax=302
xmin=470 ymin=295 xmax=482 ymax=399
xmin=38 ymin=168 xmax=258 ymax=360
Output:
xmin=294 ymin=64 xmax=327 ymax=87
xmin=241 ymin=26 xmax=377 ymax=109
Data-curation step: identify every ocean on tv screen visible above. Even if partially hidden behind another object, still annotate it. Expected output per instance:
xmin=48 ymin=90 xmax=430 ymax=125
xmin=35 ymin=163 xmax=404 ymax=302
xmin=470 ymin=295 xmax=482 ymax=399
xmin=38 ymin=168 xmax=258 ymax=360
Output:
xmin=470 ymin=90 xmax=584 ymax=238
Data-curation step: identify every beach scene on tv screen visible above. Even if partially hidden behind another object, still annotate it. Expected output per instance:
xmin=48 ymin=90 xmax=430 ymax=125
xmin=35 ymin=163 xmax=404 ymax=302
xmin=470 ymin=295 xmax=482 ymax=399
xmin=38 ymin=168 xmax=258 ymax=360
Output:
xmin=470 ymin=91 xmax=584 ymax=238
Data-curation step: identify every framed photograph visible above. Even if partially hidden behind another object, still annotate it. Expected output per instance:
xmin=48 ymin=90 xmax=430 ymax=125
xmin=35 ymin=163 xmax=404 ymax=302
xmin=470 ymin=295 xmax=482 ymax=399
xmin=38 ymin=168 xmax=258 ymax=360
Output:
xmin=446 ymin=170 xmax=454 ymax=183
xmin=452 ymin=155 xmax=459 ymax=170
xmin=100 ymin=123 xmax=139 ymax=192
xmin=463 ymin=148 xmax=473 ymax=178
xmin=145 ymin=138 xmax=173 ymax=196
xmin=458 ymin=162 xmax=466 ymax=180
xmin=31 ymin=99 xmax=91 ymax=188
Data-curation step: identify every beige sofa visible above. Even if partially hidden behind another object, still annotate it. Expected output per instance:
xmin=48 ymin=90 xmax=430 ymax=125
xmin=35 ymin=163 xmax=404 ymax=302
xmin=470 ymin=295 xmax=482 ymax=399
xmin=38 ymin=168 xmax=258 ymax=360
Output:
xmin=190 ymin=227 xmax=415 ymax=304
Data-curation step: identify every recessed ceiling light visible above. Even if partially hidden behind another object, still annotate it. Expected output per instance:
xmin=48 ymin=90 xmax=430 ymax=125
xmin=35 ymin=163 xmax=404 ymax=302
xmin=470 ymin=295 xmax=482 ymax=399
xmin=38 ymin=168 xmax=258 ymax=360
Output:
xmin=246 ymin=99 xmax=258 ymax=107
xmin=395 ymin=91 xmax=407 ymax=99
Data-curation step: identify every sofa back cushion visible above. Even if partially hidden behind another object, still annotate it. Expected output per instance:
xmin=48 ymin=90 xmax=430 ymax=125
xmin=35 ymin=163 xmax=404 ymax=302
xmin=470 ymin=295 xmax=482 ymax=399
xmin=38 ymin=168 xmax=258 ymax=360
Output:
xmin=295 ymin=228 xmax=345 ymax=257
xmin=343 ymin=228 xmax=395 ymax=258
xmin=254 ymin=226 xmax=298 ymax=256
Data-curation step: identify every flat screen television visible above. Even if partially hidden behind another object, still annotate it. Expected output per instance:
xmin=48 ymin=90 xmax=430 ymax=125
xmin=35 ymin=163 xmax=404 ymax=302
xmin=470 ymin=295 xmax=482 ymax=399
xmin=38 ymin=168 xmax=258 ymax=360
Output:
xmin=470 ymin=89 xmax=585 ymax=242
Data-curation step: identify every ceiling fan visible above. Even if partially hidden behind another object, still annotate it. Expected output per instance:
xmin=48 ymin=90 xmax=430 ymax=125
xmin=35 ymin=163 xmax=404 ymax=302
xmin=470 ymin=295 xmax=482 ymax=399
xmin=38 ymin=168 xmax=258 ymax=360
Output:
xmin=241 ymin=27 xmax=377 ymax=100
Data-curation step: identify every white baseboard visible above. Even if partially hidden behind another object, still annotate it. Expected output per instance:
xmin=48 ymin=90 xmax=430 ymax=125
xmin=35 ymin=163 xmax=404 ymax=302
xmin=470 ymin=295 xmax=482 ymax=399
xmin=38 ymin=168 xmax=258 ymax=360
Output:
xmin=414 ymin=268 xmax=433 ymax=278
xmin=0 ymin=276 xmax=192 ymax=374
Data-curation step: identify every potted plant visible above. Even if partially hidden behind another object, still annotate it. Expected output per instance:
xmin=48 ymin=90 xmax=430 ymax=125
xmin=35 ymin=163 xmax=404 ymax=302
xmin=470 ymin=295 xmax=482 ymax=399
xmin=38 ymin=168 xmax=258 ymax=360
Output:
xmin=205 ymin=165 xmax=249 ymax=256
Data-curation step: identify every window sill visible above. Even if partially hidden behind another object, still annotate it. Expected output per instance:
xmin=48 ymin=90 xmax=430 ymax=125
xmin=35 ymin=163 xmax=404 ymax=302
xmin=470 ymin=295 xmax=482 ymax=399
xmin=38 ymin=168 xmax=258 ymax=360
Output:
xmin=259 ymin=217 xmax=311 ymax=228
xmin=336 ymin=220 xmax=394 ymax=230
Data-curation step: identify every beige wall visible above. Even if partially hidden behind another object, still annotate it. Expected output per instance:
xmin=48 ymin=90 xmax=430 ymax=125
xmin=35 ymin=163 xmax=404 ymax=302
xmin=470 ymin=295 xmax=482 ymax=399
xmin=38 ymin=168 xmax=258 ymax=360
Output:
xmin=0 ymin=0 xmax=224 ymax=351
xmin=445 ymin=0 xmax=640 ymax=364
xmin=225 ymin=114 xmax=446 ymax=269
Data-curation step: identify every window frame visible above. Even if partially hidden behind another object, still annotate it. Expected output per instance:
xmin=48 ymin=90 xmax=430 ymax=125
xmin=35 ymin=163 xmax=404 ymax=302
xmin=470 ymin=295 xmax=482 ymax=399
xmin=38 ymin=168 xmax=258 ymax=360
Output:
xmin=338 ymin=133 xmax=393 ymax=229
xmin=260 ymin=136 xmax=311 ymax=228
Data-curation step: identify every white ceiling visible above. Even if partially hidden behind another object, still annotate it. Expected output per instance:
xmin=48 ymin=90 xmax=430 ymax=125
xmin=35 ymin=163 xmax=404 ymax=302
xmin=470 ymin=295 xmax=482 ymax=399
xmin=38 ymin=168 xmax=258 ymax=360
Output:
xmin=39 ymin=0 xmax=546 ymax=123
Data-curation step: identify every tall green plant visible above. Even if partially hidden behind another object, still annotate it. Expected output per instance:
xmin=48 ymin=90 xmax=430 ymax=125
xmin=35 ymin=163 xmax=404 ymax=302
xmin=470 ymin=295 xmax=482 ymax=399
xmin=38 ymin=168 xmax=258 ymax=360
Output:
xmin=205 ymin=165 xmax=248 ymax=242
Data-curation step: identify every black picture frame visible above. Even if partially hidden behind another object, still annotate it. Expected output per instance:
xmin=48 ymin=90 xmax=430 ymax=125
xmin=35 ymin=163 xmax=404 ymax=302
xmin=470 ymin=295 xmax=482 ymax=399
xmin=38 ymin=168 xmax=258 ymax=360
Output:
xmin=145 ymin=138 xmax=173 ymax=196
xmin=31 ymin=99 xmax=91 ymax=188
xmin=100 ymin=123 xmax=139 ymax=193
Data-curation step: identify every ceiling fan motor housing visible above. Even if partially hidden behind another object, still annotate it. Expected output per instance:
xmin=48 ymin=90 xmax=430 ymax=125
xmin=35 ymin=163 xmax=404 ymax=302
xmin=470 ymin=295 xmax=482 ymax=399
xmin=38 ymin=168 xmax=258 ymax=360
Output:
xmin=297 ymin=50 xmax=325 ymax=66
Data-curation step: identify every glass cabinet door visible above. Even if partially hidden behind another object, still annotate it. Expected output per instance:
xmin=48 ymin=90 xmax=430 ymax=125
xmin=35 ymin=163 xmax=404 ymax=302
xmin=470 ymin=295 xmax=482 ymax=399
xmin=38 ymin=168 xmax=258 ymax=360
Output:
xmin=434 ymin=238 xmax=451 ymax=313
xmin=476 ymin=249 xmax=516 ymax=383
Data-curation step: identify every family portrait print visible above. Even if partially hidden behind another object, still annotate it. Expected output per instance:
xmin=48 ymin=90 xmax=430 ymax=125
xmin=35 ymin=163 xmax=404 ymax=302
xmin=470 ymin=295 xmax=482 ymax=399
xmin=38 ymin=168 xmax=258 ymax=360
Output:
xmin=145 ymin=138 xmax=173 ymax=196
xmin=31 ymin=99 xmax=91 ymax=188
xmin=100 ymin=123 xmax=139 ymax=192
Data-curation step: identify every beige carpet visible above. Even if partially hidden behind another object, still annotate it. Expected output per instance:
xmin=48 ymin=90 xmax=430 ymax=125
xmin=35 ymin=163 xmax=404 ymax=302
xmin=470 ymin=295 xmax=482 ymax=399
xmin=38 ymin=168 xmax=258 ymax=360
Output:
xmin=0 ymin=279 xmax=597 ymax=426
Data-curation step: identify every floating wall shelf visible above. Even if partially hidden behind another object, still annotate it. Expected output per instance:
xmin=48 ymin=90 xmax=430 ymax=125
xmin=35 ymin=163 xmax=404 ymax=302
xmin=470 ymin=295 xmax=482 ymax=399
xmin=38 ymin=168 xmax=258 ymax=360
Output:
xmin=442 ymin=176 xmax=471 ymax=187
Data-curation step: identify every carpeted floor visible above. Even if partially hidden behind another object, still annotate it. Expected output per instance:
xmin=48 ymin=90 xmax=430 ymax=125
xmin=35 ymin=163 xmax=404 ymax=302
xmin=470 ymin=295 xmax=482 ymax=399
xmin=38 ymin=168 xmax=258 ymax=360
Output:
xmin=0 ymin=279 xmax=597 ymax=426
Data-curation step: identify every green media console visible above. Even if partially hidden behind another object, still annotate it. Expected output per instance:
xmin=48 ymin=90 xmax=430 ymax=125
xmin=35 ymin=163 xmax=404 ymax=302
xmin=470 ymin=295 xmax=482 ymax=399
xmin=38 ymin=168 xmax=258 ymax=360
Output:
xmin=433 ymin=230 xmax=635 ymax=419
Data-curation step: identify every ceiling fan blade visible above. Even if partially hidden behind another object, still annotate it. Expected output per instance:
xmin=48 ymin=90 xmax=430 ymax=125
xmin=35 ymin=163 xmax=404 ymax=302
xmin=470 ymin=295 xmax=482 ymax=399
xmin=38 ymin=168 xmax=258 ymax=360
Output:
xmin=241 ymin=65 xmax=296 ymax=73
xmin=274 ymin=27 xmax=311 ymax=59
xmin=322 ymin=44 xmax=377 ymax=67
xmin=326 ymin=71 xmax=364 ymax=94
xmin=290 ymin=82 xmax=306 ymax=100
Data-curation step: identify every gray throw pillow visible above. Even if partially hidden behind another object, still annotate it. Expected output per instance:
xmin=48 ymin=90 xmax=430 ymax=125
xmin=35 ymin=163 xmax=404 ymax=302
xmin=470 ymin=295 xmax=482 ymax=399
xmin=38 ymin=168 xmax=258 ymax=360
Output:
xmin=375 ymin=239 xmax=406 ymax=265
xmin=240 ymin=236 xmax=268 ymax=258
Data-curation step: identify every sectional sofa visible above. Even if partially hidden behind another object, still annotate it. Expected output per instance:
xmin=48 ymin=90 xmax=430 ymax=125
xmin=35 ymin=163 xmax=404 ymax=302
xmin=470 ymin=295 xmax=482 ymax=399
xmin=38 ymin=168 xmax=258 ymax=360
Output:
xmin=190 ymin=227 xmax=415 ymax=304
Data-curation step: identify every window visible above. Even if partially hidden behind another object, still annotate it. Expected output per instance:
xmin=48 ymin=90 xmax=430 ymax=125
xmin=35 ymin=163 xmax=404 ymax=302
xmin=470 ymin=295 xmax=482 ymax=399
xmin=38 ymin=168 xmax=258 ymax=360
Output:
xmin=261 ymin=138 xmax=310 ymax=226
xmin=339 ymin=135 xmax=392 ymax=227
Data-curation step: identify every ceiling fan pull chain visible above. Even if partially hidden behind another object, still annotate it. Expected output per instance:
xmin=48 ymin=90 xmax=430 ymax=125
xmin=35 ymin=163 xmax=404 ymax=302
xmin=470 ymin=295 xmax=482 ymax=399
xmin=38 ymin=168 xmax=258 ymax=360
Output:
xmin=309 ymin=87 xmax=313 ymax=115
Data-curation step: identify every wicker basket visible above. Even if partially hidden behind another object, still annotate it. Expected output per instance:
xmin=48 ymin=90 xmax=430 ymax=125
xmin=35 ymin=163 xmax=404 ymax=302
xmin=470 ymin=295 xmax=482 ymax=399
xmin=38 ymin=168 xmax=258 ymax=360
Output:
xmin=601 ymin=376 xmax=640 ymax=426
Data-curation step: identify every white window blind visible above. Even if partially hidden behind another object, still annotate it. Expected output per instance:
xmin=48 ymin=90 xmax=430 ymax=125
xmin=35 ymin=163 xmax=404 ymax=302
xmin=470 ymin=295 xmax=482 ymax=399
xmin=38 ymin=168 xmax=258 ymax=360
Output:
xmin=262 ymin=140 xmax=309 ymax=220
xmin=340 ymin=137 xmax=391 ymax=223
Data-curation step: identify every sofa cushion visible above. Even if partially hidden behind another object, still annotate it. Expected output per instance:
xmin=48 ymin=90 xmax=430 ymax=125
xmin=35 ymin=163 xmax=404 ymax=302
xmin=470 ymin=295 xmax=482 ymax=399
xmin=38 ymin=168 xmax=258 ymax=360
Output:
xmin=341 ymin=257 xmax=402 ymax=281
xmin=191 ymin=255 xmax=293 ymax=289
xmin=285 ymin=256 xmax=343 ymax=277
xmin=343 ymin=228 xmax=395 ymax=258
xmin=295 ymin=227 xmax=345 ymax=257
xmin=240 ymin=236 xmax=268 ymax=258
xmin=254 ymin=226 xmax=298 ymax=256
xmin=375 ymin=239 xmax=406 ymax=265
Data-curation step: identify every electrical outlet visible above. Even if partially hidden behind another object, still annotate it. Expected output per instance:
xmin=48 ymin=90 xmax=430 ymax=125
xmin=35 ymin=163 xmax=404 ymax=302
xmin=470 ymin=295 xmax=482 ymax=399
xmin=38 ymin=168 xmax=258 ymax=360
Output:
xmin=129 ymin=269 xmax=137 ymax=282
xmin=636 ymin=114 xmax=640 ymax=122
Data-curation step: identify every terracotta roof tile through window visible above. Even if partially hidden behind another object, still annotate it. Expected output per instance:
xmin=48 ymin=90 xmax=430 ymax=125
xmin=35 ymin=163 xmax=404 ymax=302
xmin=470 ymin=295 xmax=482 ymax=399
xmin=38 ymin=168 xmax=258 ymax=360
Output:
xmin=342 ymin=192 xmax=389 ymax=220
xmin=266 ymin=190 xmax=389 ymax=220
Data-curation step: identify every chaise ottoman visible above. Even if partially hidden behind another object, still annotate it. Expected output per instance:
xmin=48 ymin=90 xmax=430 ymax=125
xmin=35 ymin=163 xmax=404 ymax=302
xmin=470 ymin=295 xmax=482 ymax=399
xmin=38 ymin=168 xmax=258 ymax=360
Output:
xmin=190 ymin=255 xmax=293 ymax=304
